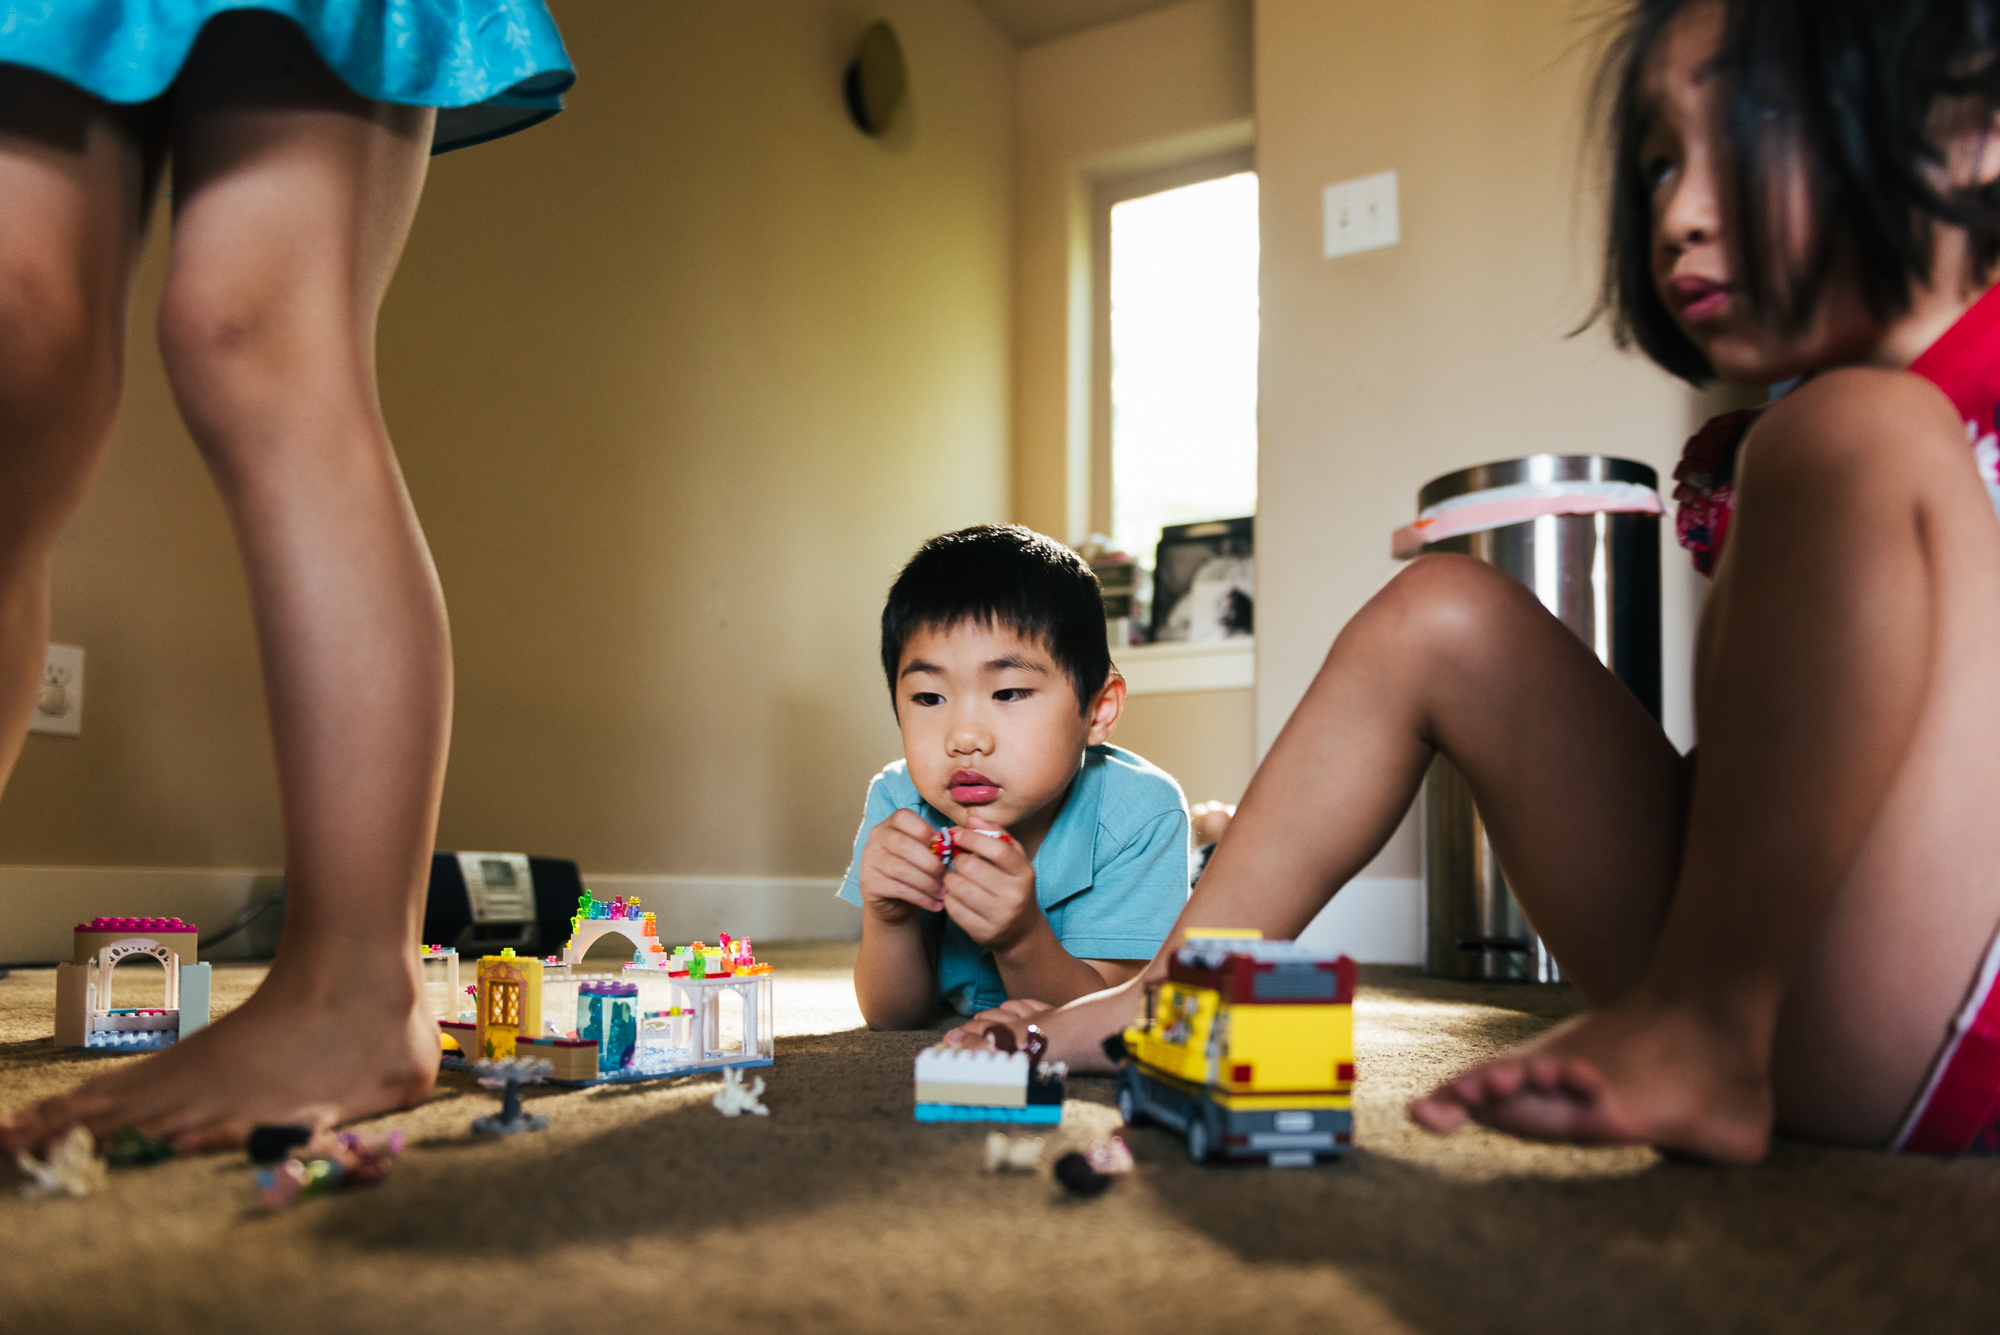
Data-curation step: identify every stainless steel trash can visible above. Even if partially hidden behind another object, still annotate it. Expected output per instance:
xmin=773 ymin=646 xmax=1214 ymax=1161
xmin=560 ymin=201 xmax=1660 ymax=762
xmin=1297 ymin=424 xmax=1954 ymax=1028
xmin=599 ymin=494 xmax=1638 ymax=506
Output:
xmin=1414 ymin=455 xmax=1662 ymax=982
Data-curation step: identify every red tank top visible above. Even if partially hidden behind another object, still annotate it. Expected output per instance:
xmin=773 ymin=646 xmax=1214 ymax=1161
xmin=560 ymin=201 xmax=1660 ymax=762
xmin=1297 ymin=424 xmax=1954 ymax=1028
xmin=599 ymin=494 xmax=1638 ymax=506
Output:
xmin=1675 ymin=282 xmax=2000 ymax=575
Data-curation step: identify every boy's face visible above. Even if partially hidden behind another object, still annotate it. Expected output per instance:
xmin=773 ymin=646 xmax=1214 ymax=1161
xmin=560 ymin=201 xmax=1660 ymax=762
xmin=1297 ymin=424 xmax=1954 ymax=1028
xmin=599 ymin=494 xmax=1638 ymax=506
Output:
xmin=894 ymin=621 xmax=1123 ymax=843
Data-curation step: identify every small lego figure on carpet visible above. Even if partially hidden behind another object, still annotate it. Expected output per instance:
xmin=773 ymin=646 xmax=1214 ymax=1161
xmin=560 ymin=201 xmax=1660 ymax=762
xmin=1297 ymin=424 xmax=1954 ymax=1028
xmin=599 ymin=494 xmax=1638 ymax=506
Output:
xmin=713 ymin=1065 xmax=770 ymax=1117
xmin=14 ymin=1126 xmax=108 ymax=1201
xmin=253 ymin=1128 xmax=403 ymax=1213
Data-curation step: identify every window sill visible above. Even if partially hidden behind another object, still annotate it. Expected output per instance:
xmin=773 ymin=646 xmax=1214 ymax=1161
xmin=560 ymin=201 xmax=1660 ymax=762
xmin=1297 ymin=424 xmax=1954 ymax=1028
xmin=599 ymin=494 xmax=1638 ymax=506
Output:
xmin=1115 ymin=639 xmax=1254 ymax=695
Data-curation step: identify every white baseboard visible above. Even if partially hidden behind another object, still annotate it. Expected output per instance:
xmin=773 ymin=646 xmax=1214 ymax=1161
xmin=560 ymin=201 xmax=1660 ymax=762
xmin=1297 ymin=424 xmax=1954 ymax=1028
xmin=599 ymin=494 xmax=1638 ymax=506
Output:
xmin=1294 ymin=876 xmax=1423 ymax=965
xmin=0 ymin=866 xmax=861 ymax=967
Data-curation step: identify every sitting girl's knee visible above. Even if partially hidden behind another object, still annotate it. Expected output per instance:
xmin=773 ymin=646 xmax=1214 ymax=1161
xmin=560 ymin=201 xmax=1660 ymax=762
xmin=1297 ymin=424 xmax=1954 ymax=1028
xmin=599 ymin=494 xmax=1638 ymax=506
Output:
xmin=1359 ymin=554 xmax=1534 ymax=654
xmin=1383 ymin=554 xmax=1519 ymax=618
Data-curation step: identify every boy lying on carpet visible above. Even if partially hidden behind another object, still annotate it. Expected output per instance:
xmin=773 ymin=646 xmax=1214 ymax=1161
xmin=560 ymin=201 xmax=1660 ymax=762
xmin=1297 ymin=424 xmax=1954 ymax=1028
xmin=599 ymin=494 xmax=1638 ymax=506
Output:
xmin=840 ymin=525 xmax=1190 ymax=1029
xmin=951 ymin=0 xmax=2000 ymax=1162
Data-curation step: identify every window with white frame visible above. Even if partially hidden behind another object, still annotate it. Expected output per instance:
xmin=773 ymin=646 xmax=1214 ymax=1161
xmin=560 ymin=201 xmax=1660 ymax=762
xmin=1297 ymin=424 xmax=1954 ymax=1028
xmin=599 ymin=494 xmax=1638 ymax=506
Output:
xmin=1094 ymin=162 xmax=1259 ymax=644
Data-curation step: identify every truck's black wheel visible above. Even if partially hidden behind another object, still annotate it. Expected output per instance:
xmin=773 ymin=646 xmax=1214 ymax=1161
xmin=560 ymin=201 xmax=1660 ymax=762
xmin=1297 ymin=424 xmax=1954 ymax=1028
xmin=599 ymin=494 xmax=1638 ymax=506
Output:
xmin=1116 ymin=1071 xmax=1141 ymax=1126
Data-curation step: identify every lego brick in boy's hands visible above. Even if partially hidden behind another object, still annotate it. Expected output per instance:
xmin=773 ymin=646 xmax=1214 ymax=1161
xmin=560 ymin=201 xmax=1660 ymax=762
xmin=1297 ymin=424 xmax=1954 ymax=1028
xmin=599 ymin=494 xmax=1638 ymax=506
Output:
xmin=934 ymin=818 xmax=1039 ymax=950
xmin=929 ymin=824 xmax=1010 ymax=870
xmin=857 ymin=808 xmax=951 ymax=917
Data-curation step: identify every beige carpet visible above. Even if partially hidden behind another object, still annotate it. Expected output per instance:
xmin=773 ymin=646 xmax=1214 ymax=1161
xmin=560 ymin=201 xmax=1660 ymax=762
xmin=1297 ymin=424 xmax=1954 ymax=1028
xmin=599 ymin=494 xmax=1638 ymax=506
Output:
xmin=2 ymin=944 xmax=1996 ymax=1334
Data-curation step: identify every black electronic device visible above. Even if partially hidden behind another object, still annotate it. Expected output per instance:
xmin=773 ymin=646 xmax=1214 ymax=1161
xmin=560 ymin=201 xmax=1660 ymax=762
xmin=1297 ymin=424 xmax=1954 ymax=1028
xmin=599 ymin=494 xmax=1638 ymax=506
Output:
xmin=423 ymin=852 xmax=585 ymax=958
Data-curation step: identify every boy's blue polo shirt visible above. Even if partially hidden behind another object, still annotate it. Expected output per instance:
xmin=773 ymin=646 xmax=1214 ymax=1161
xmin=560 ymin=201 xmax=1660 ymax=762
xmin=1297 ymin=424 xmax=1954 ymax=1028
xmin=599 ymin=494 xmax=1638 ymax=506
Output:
xmin=838 ymin=744 xmax=1191 ymax=1017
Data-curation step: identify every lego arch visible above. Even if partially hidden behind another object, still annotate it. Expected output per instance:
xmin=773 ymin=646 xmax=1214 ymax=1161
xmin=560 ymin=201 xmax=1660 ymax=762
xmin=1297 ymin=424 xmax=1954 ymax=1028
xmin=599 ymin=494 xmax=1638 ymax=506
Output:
xmin=713 ymin=984 xmax=745 ymax=1056
xmin=563 ymin=919 xmax=651 ymax=967
xmin=97 ymin=938 xmax=180 ymax=1013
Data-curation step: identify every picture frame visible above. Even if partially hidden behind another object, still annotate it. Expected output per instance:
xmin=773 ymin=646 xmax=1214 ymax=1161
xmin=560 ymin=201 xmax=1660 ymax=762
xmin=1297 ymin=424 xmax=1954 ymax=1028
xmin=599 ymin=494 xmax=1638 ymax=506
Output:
xmin=1149 ymin=516 xmax=1254 ymax=643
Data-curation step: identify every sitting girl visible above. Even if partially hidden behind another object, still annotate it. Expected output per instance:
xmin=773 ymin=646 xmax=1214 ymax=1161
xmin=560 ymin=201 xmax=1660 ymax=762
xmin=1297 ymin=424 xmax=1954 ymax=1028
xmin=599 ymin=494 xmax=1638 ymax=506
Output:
xmin=953 ymin=0 xmax=2000 ymax=1162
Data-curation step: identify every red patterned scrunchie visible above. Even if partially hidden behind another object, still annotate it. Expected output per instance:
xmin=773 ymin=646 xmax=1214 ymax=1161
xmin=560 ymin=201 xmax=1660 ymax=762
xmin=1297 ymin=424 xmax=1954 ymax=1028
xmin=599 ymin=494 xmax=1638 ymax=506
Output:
xmin=1673 ymin=408 xmax=1762 ymax=576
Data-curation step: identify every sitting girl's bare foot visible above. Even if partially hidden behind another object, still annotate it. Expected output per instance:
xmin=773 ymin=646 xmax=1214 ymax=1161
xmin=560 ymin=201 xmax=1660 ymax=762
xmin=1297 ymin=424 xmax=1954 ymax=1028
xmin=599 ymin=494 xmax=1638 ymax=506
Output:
xmin=1 ymin=958 xmax=438 ymax=1157
xmin=1406 ymin=1000 xmax=1775 ymax=1164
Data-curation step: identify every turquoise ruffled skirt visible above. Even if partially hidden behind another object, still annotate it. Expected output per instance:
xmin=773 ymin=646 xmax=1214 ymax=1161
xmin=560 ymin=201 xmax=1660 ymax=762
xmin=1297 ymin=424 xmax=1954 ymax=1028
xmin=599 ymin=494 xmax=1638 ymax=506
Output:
xmin=0 ymin=1 xmax=574 ymax=153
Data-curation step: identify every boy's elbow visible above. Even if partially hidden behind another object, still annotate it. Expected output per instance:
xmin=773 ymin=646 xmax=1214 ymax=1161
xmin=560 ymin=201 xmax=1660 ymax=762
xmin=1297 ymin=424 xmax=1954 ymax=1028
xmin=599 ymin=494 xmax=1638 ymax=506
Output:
xmin=858 ymin=996 xmax=931 ymax=1030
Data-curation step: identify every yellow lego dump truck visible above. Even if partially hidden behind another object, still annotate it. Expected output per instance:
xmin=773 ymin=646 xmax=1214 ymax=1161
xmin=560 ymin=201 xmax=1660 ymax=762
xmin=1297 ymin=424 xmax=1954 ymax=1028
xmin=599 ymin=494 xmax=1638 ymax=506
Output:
xmin=1106 ymin=931 xmax=1356 ymax=1166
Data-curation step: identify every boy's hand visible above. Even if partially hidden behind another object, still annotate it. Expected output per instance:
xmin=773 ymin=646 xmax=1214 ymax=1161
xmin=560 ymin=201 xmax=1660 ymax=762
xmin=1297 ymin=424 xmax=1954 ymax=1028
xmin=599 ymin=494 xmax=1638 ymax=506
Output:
xmin=940 ymin=815 xmax=1042 ymax=952
xmin=856 ymin=809 xmax=947 ymax=924
xmin=944 ymin=998 xmax=1052 ymax=1047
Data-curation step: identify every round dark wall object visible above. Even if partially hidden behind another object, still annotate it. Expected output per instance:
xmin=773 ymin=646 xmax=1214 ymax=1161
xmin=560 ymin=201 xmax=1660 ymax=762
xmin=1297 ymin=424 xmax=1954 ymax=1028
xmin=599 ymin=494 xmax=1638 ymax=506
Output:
xmin=843 ymin=20 xmax=907 ymax=137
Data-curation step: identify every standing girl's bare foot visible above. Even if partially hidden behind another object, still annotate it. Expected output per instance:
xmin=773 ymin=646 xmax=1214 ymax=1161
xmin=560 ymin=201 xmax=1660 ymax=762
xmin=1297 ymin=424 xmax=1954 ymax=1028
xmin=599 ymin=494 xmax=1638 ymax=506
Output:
xmin=1407 ymin=1000 xmax=1775 ymax=1164
xmin=1 ymin=957 xmax=438 ymax=1156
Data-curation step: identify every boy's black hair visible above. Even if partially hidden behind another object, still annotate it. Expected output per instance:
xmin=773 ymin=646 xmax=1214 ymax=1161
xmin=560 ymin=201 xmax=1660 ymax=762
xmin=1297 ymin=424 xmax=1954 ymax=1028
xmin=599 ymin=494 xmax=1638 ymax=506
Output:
xmin=1595 ymin=0 xmax=2000 ymax=383
xmin=880 ymin=525 xmax=1111 ymax=715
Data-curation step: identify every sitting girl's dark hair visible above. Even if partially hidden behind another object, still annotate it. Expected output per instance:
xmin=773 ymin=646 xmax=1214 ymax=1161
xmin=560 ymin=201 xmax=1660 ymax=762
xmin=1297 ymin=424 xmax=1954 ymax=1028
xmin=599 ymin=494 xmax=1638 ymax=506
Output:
xmin=1598 ymin=0 xmax=2000 ymax=383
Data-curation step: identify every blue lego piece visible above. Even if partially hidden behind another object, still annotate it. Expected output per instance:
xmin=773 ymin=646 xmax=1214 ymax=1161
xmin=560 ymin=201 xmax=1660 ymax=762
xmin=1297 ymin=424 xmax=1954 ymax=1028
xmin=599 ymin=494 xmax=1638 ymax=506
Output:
xmin=438 ymin=1051 xmax=769 ymax=1088
xmin=84 ymin=1030 xmax=176 ymax=1051
xmin=914 ymin=1102 xmax=1062 ymax=1125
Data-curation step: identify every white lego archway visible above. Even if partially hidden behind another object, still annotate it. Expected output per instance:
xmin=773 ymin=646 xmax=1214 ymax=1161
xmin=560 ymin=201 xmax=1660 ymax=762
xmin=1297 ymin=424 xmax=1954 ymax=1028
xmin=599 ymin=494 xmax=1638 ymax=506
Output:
xmin=563 ymin=919 xmax=653 ymax=967
xmin=98 ymin=938 xmax=181 ymax=1013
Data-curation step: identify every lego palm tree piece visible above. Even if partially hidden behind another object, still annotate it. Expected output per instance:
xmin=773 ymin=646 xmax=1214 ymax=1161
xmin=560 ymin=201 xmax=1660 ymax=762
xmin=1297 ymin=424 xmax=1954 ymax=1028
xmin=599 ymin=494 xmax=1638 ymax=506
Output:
xmin=1111 ymin=932 xmax=1357 ymax=1167
xmin=470 ymin=1056 xmax=553 ymax=1134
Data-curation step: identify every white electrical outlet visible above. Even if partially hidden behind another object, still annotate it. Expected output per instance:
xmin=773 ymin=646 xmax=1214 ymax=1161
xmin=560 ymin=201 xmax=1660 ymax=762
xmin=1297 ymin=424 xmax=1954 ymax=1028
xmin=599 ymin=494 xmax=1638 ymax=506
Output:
xmin=1323 ymin=170 xmax=1400 ymax=259
xmin=30 ymin=643 xmax=83 ymax=736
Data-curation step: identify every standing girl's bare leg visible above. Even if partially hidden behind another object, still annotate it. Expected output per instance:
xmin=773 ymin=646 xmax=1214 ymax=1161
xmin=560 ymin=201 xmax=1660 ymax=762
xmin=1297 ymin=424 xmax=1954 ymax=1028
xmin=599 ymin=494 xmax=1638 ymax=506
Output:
xmin=2 ymin=13 xmax=448 ymax=1153
xmin=0 ymin=71 xmax=159 ymax=793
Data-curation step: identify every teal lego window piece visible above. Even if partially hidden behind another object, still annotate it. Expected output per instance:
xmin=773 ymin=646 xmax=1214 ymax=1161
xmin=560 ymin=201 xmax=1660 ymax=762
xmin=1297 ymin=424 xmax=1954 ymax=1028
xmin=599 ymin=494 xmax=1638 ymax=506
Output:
xmin=576 ymin=981 xmax=638 ymax=1074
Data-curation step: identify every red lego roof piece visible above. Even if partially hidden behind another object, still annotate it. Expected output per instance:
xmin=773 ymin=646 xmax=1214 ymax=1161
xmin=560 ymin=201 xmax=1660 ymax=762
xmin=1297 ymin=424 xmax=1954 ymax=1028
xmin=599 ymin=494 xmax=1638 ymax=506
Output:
xmin=1165 ymin=950 xmax=1356 ymax=1005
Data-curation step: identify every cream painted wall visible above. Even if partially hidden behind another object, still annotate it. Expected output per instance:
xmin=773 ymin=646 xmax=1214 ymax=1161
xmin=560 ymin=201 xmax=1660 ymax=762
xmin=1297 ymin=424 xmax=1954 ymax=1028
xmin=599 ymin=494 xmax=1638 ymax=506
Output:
xmin=1011 ymin=0 xmax=1257 ymax=815
xmin=1254 ymin=0 xmax=1717 ymax=878
xmin=1114 ymin=688 xmax=1255 ymax=805
xmin=1011 ymin=0 xmax=1253 ymax=542
xmin=0 ymin=2 xmax=1014 ymax=891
